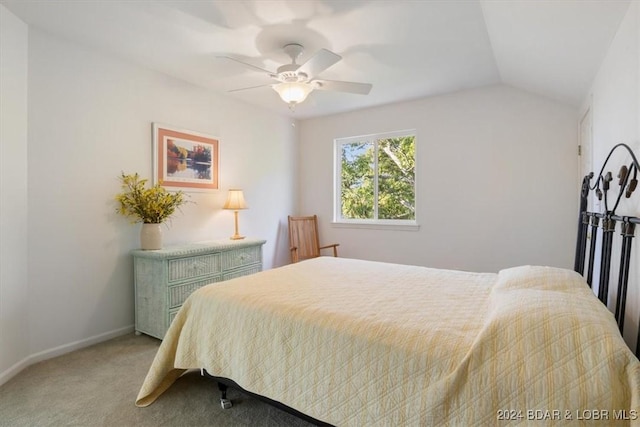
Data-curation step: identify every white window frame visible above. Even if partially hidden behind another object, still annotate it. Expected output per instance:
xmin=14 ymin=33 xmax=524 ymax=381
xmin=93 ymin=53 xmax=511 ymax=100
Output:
xmin=333 ymin=129 xmax=419 ymax=230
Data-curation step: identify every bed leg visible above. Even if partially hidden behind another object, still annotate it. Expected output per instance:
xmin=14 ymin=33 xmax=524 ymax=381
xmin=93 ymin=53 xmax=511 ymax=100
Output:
xmin=218 ymin=382 xmax=233 ymax=409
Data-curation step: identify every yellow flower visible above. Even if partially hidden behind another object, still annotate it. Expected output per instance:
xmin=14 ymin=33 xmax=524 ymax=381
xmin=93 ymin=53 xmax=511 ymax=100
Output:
xmin=115 ymin=173 xmax=187 ymax=224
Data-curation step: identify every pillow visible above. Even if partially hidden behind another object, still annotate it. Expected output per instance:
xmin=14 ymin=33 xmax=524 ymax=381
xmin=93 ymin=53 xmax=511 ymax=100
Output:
xmin=494 ymin=265 xmax=588 ymax=292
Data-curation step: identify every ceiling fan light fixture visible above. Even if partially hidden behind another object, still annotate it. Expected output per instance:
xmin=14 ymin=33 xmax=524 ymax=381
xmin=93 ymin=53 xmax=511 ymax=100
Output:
xmin=273 ymin=82 xmax=313 ymax=106
xmin=222 ymin=44 xmax=371 ymax=111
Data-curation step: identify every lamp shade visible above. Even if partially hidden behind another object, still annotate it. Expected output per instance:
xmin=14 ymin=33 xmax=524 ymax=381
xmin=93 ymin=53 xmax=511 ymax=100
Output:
xmin=273 ymin=82 xmax=313 ymax=104
xmin=223 ymin=189 xmax=247 ymax=210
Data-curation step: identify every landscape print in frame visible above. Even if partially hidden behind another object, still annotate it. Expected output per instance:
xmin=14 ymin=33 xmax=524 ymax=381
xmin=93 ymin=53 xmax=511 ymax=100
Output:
xmin=152 ymin=123 xmax=219 ymax=191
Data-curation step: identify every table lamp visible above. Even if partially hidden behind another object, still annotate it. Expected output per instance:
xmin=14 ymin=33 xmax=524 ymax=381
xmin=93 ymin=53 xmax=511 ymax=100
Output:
xmin=223 ymin=189 xmax=247 ymax=240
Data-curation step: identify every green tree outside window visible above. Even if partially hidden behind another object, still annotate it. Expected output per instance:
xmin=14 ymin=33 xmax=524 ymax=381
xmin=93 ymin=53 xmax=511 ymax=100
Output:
xmin=338 ymin=134 xmax=415 ymax=221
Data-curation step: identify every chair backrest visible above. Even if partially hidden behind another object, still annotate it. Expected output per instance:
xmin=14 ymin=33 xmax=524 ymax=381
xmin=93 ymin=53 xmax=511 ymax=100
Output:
xmin=288 ymin=215 xmax=321 ymax=263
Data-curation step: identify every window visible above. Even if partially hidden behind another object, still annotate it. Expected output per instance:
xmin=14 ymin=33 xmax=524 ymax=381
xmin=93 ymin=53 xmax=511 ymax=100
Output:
xmin=334 ymin=130 xmax=417 ymax=227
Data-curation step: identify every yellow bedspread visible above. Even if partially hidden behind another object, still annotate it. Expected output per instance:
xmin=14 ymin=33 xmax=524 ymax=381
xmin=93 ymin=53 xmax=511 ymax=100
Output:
xmin=136 ymin=257 xmax=640 ymax=426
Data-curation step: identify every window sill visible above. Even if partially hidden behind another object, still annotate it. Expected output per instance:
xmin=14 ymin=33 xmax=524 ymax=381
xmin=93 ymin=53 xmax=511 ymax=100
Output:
xmin=331 ymin=222 xmax=420 ymax=231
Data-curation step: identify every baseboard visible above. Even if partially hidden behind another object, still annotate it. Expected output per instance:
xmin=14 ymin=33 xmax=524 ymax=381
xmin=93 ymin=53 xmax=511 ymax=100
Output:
xmin=0 ymin=357 xmax=31 ymax=389
xmin=0 ymin=324 xmax=134 ymax=387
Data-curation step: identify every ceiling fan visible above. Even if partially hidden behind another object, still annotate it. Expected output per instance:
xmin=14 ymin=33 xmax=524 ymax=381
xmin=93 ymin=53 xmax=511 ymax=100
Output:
xmin=219 ymin=43 xmax=372 ymax=110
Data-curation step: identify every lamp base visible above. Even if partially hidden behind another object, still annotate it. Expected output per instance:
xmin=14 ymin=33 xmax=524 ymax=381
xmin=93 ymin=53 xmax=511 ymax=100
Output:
xmin=230 ymin=210 xmax=245 ymax=240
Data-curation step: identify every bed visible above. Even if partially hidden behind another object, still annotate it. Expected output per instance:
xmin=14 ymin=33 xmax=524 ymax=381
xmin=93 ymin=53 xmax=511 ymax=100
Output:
xmin=136 ymin=144 xmax=640 ymax=426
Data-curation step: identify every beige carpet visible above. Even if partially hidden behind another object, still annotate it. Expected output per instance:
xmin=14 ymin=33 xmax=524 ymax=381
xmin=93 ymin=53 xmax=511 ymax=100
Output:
xmin=0 ymin=333 xmax=314 ymax=427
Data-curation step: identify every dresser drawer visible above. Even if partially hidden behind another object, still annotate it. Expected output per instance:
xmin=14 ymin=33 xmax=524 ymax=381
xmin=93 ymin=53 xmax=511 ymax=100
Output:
xmin=223 ymin=264 xmax=262 ymax=280
xmin=220 ymin=246 xmax=261 ymax=270
xmin=168 ymin=253 xmax=221 ymax=283
xmin=168 ymin=275 xmax=222 ymax=308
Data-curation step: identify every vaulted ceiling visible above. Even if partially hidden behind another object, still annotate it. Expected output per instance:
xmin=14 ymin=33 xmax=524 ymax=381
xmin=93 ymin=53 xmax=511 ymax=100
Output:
xmin=1 ymin=0 xmax=631 ymax=118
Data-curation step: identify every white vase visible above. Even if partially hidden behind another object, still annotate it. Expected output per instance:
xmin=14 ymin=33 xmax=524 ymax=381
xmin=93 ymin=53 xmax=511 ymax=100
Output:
xmin=140 ymin=223 xmax=162 ymax=250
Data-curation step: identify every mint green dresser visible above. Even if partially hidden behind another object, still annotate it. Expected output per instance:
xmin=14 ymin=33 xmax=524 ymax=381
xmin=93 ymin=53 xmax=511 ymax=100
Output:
xmin=132 ymin=238 xmax=266 ymax=339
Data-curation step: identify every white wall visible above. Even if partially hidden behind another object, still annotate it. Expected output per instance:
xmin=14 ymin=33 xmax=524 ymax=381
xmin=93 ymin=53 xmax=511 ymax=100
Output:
xmin=298 ymin=85 xmax=578 ymax=273
xmin=584 ymin=1 xmax=640 ymax=351
xmin=0 ymin=5 xmax=30 ymax=384
xmin=0 ymin=24 xmax=297 ymax=384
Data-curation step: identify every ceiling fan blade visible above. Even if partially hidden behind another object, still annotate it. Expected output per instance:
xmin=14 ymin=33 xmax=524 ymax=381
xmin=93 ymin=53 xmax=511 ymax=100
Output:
xmin=296 ymin=49 xmax=341 ymax=79
xmin=313 ymin=79 xmax=372 ymax=95
xmin=217 ymin=56 xmax=275 ymax=76
xmin=228 ymin=83 xmax=273 ymax=93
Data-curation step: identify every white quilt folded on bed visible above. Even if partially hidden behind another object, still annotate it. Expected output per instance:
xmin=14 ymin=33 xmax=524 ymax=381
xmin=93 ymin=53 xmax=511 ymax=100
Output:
xmin=136 ymin=257 xmax=640 ymax=426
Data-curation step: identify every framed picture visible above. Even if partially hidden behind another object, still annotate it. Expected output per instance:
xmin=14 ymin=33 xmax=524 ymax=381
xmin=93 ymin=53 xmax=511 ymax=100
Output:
xmin=152 ymin=123 xmax=219 ymax=191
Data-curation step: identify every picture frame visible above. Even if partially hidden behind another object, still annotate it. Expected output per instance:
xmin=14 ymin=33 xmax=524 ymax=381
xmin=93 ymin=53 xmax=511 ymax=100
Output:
xmin=152 ymin=123 xmax=219 ymax=191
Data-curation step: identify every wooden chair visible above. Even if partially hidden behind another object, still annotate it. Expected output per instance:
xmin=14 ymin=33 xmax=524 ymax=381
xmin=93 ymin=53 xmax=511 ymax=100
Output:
xmin=288 ymin=215 xmax=339 ymax=263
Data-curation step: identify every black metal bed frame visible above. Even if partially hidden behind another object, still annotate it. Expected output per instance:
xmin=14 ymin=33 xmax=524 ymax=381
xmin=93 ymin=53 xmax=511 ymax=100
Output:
xmin=202 ymin=372 xmax=333 ymax=426
xmin=574 ymin=143 xmax=640 ymax=357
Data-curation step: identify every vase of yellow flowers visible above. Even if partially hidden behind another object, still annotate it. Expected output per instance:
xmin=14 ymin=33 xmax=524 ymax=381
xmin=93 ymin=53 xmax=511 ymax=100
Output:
xmin=115 ymin=173 xmax=187 ymax=250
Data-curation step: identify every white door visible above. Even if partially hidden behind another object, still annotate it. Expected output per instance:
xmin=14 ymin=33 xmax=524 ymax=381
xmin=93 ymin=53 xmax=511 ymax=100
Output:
xmin=579 ymin=106 xmax=603 ymax=299
xmin=579 ymin=107 xmax=594 ymax=211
